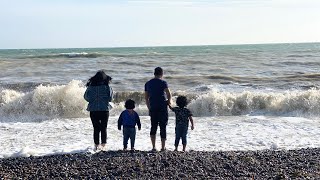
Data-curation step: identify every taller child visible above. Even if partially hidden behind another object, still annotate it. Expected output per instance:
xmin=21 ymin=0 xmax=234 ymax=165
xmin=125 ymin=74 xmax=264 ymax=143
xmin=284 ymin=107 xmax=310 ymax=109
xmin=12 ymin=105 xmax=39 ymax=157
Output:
xmin=145 ymin=67 xmax=172 ymax=151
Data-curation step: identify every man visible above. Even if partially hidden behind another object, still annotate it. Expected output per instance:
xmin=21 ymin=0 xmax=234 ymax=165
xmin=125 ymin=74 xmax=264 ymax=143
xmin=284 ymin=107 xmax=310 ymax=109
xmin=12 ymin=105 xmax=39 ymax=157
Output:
xmin=145 ymin=67 xmax=172 ymax=151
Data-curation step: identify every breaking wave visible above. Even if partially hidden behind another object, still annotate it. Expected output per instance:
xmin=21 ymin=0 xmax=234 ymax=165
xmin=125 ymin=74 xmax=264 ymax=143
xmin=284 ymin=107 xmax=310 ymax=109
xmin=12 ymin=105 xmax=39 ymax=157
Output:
xmin=2 ymin=80 xmax=320 ymax=122
xmin=188 ymin=89 xmax=320 ymax=116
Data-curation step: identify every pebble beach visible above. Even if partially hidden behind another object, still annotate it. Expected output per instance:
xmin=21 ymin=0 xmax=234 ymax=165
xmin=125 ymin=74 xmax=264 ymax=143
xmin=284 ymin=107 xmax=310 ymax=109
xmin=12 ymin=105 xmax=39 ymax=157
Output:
xmin=1 ymin=148 xmax=319 ymax=179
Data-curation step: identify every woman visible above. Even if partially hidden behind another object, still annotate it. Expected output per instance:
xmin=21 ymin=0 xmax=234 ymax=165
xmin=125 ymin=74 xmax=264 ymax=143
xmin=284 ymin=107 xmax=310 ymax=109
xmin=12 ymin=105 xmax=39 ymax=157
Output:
xmin=84 ymin=70 xmax=113 ymax=151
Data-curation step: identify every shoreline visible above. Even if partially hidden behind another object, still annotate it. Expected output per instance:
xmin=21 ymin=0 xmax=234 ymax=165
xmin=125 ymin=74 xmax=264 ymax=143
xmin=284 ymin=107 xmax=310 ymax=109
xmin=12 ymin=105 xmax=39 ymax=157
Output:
xmin=1 ymin=148 xmax=319 ymax=179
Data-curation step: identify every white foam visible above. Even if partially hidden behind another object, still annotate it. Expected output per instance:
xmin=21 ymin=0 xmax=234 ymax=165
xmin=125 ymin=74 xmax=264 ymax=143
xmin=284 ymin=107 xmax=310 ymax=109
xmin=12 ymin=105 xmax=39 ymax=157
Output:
xmin=0 ymin=89 xmax=24 ymax=105
xmin=0 ymin=80 xmax=88 ymax=121
xmin=1 ymin=115 xmax=320 ymax=158
xmin=2 ymin=82 xmax=320 ymax=121
xmin=188 ymin=88 xmax=320 ymax=116
xmin=59 ymin=52 xmax=88 ymax=56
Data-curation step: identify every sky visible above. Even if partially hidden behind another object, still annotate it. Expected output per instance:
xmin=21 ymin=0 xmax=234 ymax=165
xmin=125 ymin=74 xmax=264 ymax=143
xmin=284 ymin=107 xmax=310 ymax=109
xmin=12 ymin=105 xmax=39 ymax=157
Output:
xmin=0 ymin=0 xmax=320 ymax=49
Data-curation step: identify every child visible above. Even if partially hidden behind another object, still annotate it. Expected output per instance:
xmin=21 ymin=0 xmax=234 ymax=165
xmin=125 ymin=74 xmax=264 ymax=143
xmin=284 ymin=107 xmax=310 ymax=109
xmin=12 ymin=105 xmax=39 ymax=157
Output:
xmin=169 ymin=96 xmax=194 ymax=152
xmin=118 ymin=99 xmax=141 ymax=151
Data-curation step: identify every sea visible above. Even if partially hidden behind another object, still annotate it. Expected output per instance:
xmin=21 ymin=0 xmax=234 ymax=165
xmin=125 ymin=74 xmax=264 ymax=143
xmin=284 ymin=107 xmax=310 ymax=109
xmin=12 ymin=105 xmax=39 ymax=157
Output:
xmin=1 ymin=43 xmax=320 ymax=158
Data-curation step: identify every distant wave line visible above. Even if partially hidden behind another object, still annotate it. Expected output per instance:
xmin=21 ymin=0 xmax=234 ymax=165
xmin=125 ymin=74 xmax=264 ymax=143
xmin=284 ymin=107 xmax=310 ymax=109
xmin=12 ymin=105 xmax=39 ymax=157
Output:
xmin=16 ymin=52 xmax=176 ymax=59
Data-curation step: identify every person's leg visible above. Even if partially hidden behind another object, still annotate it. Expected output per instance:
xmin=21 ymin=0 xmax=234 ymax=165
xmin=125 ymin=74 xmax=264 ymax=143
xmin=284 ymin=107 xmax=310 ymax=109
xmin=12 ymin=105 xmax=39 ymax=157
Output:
xmin=174 ymin=126 xmax=181 ymax=151
xmin=100 ymin=111 xmax=109 ymax=147
xmin=182 ymin=126 xmax=188 ymax=152
xmin=150 ymin=135 xmax=156 ymax=150
xmin=130 ymin=128 xmax=136 ymax=150
xmin=150 ymin=110 xmax=159 ymax=150
xmin=123 ymin=127 xmax=129 ymax=150
xmin=182 ymin=144 xmax=186 ymax=152
xmin=90 ymin=112 xmax=100 ymax=147
xmin=159 ymin=110 xmax=168 ymax=151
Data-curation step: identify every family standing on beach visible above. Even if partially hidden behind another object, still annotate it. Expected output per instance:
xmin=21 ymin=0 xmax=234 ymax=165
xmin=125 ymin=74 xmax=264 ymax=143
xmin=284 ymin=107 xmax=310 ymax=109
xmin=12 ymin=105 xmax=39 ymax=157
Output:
xmin=84 ymin=67 xmax=194 ymax=152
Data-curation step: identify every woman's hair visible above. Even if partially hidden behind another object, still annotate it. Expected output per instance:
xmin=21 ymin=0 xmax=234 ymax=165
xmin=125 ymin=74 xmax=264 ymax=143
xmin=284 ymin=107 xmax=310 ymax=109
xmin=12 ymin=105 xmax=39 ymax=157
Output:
xmin=86 ymin=70 xmax=112 ymax=86
xmin=125 ymin=99 xmax=135 ymax=109
xmin=176 ymin=96 xmax=188 ymax=108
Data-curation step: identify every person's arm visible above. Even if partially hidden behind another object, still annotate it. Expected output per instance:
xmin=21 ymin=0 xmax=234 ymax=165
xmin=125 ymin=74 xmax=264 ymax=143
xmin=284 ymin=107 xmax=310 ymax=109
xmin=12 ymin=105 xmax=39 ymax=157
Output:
xmin=164 ymin=88 xmax=172 ymax=106
xmin=136 ymin=113 xmax=141 ymax=130
xmin=189 ymin=116 xmax=194 ymax=130
xmin=118 ymin=112 xmax=123 ymax=130
xmin=84 ymin=87 xmax=91 ymax=102
xmin=145 ymin=91 xmax=150 ymax=110
xmin=108 ymin=86 xmax=113 ymax=102
xmin=169 ymin=106 xmax=177 ymax=113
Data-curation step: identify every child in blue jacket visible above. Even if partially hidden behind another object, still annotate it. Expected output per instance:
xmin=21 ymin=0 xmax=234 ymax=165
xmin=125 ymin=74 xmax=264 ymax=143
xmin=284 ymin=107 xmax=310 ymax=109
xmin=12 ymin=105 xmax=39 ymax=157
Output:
xmin=118 ymin=99 xmax=141 ymax=151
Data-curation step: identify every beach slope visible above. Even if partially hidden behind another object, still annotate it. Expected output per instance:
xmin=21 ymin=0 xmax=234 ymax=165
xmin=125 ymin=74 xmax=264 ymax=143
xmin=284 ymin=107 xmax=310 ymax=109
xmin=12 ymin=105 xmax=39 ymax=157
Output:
xmin=1 ymin=148 xmax=319 ymax=179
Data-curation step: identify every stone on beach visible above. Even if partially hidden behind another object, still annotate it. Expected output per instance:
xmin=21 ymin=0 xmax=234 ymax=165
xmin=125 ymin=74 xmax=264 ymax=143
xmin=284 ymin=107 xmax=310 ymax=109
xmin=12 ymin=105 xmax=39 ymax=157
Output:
xmin=0 ymin=148 xmax=320 ymax=179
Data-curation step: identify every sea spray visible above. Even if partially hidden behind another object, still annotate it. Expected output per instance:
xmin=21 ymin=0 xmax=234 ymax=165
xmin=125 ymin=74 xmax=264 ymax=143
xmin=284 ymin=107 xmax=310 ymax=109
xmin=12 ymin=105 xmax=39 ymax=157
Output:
xmin=0 ymin=89 xmax=24 ymax=105
xmin=32 ymin=80 xmax=87 ymax=116
xmin=188 ymin=88 xmax=320 ymax=116
xmin=2 ymin=81 xmax=320 ymax=122
xmin=0 ymin=80 xmax=87 ymax=121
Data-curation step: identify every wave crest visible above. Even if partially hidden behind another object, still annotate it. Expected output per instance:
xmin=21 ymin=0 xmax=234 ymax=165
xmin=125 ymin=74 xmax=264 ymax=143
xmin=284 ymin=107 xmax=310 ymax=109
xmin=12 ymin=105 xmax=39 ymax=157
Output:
xmin=18 ymin=51 xmax=174 ymax=59
xmin=188 ymin=89 xmax=320 ymax=116
xmin=22 ymin=52 xmax=103 ymax=59
xmin=0 ymin=80 xmax=87 ymax=121
xmin=2 ymin=81 xmax=320 ymax=122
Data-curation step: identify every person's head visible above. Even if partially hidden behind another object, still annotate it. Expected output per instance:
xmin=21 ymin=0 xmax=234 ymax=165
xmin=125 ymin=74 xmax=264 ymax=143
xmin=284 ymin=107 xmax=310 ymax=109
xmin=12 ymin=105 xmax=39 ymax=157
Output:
xmin=125 ymin=99 xmax=135 ymax=109
xmin=86 ymin=70 xmax=112 ymax=86
xmin=176 ymin=96 xmax=188 ymax=108
xmin=154 ymin=67 xmax=163 ymax=78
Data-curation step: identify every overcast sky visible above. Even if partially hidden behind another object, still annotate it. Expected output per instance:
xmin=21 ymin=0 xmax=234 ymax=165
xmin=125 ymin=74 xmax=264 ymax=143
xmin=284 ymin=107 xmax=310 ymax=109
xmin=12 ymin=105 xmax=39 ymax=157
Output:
xmin=1 ymin=0 xmax=320 ymax=49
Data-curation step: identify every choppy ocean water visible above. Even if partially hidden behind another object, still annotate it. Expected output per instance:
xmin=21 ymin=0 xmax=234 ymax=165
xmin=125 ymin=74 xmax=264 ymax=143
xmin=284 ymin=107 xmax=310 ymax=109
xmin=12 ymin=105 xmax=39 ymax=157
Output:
xmin=1 ymin=43 xmax=320 ymax=158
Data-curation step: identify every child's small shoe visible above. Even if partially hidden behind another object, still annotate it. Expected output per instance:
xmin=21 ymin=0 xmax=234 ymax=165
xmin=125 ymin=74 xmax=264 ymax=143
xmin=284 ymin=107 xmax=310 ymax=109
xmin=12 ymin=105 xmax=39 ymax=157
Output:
xmin=130 ymin=148 xmax=135 ymax=153
xmin=160 ymin=148 xmax=166 ymax=152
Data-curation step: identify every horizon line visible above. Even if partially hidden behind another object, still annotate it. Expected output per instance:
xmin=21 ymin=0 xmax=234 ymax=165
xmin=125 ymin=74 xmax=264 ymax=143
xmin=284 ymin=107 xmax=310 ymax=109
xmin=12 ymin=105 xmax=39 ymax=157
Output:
xmin=1 ymin=41 xmax=319 ymax=50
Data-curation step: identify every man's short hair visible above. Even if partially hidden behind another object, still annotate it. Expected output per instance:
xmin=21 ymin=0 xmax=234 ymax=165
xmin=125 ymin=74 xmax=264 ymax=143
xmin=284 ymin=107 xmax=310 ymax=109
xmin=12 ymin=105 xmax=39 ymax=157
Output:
xmin=154 ymin=67 xmax=163 ymax=76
